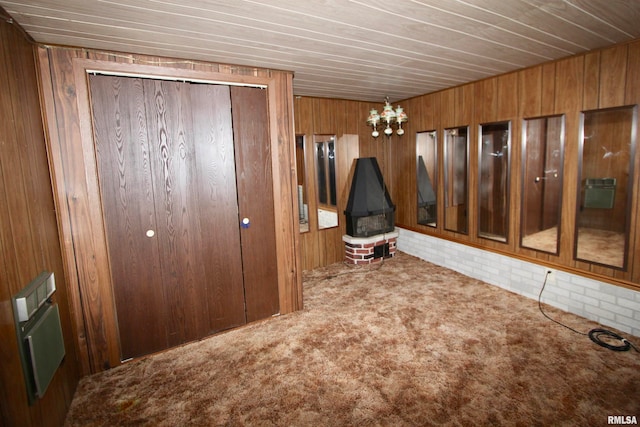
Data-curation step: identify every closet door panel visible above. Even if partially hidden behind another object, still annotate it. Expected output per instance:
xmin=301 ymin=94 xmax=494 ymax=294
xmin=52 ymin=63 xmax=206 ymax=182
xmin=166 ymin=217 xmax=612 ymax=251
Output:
xmin=90 ymin=75 xmax=168 ymax=360
xmin=143 ymin=79 xmax=211 ymax=345
xmin=190 ymin=84 xmax=246 ymax=331
xmin=231 ymin=86 xmax=280 ymax=321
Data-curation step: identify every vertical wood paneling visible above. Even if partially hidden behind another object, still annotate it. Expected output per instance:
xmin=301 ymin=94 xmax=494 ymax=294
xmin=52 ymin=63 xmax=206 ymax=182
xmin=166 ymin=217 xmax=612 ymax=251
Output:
xmin=295 ymin=97 xmax=318 ymax=271
xmin=294 ymin=43 xmax=640 ymax=291
xmin=37 ymin=47 xmax=92 ymax=376
xmin=374 ymin=40 xmax=640 ymax=291
xmin=1 ymin=17 xmax=80 ymax=427
xmin=45 ymin=47 xmax=122 ymax=372
xmin=499 ymin=73 xmax=519 ymax=250
xmin=292 ymin=40 xmax=640 ymax=291
xmin=294 ymin=96 xmax=367 ymax=270
xmin=599 ymin=45 xmax=628 ymax=108
xmin=583 ymin=52 xmax=600 ymax=110
xmin=313 ymin=98 xmax=336 ymax=134
xmin=276 ymin=71 xmax=303 ymax=312
xmin=475 ymin=77 xmax=498 ymax=124
xmin=541 ymin=63 xmax=557 ymax=116
xmin=440 ymin=88 xmax=456 ymax=128
xmin=457 ymin=84 xmax=475 ymax=127
xmin=554 ymin=56 xmax=584 ymax=268
xmin=519 ymin=66 xmax=542 ymax=118
xmin=498 ymin=73 xmax=519 ymax=120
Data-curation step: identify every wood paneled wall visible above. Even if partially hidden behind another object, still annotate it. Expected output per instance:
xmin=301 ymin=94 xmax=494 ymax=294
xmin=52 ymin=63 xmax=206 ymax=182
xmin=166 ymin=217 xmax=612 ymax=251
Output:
xmin=0 ymin=17 xmax=80 ymax=427
xmin=37 ymin=46 xmax=301 ymax=374
xmin=391 ymin=39 xmax=640 ymax=291
xmin=296 ymin=39 xmax=640 ymax=290
xmin=294 ymin=97 xmax=384 ymax=270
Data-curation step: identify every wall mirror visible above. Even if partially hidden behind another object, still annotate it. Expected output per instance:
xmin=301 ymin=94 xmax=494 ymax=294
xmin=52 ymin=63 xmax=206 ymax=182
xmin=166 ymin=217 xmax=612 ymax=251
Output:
xmin=416 ymin=130 xmax=437 ymax=227
xmin=478 ymin=121 xmax=511 ymax=242
xmin=314 ymin=134 xmax=338 ymax=229
xmin=575 ymin=105 xmax=636 ymax=269
xmin=295 ymin=135 xmax=309 ymax=233
xmin=444 ymin=126 xmax=469 ymax=234
xmin=521 ymin=115 xmax=564 ymax=254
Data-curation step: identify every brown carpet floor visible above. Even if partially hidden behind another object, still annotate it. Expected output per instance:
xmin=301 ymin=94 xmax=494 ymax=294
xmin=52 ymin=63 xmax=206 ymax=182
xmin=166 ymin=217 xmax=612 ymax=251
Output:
xmin=64 ymin=252 xmax=640 ymax=426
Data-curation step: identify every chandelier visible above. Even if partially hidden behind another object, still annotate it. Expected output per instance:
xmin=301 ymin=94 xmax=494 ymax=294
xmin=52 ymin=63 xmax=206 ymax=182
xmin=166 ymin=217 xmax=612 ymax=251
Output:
xmin=366 ymin=96 xmax=407 ymax=138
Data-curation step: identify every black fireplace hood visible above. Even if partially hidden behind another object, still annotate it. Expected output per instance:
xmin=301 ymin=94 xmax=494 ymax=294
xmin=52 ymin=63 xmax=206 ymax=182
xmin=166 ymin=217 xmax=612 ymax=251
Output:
xmin=344 ymin=157 xmax=395 ymax=237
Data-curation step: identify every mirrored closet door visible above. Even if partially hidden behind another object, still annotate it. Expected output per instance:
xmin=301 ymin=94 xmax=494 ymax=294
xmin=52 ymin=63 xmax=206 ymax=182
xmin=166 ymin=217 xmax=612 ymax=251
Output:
xmin=417 ymin=130 xmax=437 ymax=227
xmin=314 ymin=134 xmax=338 ymax=230
xmin=521 ymin=115 xmax=564 ymax=254
xmin=575 ymin=106 xmax=637 ymax=269
xmin=478 ymin=121 xmax=511 ymax=242
xmin=444 ymin=126 xmax=469 ymax=234
xmin=295 ymin=135 xmax=309 ymax=233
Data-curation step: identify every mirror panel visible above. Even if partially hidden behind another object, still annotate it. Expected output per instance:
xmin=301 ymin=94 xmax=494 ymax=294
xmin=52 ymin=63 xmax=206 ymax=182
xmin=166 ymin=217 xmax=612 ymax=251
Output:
xmin=444 ymin=126 xmax=469 ymax=234
xmin=521 ymin=115 xmax=564 ymax=254
xmin=478 ymin=121 xmax=511 ymax=242
xmin=575 ymin=106 xmax=636 ymax=269
xmin=295 ymin=135 xmax=309 ymax=233
xmin=416 ymin=130 xmax=437 ymax=227
xmin=314 ymin=134 xmax=338 ymax=230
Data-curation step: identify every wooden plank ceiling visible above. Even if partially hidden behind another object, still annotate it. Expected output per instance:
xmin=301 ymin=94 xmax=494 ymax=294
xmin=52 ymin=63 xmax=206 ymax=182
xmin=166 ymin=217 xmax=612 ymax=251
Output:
xmin=1 ymin=0 xmax=639 ymax=102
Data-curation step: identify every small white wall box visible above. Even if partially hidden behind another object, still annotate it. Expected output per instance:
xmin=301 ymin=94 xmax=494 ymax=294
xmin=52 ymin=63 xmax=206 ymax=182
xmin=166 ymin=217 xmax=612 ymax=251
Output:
xmin=12 ymin=272 xmax=66 ymax=404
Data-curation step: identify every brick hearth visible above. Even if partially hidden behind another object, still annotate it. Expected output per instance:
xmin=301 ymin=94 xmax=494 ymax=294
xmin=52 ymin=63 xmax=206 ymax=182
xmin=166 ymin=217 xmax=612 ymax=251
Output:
xmin=342 ymin=229 xmax=398 ymax=265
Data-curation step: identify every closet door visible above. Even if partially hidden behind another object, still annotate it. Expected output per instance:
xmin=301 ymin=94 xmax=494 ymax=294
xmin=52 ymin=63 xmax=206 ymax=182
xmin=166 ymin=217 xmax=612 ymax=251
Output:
xmin=90 ymin=75 xmax=246 ymax=360
xmin=231 ymin=86 xmax=280 ymax=321
xmin=91 ymin=75 xmax=167 ymax=359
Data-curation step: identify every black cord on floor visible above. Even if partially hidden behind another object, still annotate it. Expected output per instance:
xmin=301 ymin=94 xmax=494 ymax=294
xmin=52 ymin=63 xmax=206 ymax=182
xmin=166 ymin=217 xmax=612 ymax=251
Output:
xmin=538 ymin=270 xmax=639 ymax=353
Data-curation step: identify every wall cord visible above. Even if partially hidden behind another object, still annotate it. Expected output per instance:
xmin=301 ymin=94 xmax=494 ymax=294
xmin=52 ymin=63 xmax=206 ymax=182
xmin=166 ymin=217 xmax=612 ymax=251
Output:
xmin=538 ymin=270 xmax=638 ymax=352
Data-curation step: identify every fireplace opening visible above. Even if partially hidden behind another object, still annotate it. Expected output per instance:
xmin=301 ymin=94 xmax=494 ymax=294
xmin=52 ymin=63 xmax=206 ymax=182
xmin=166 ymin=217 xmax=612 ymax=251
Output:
xmin=344 ymin=157 xmax=395 ymax=237
xmin=373 ymin=243 xmax=391 ymax=259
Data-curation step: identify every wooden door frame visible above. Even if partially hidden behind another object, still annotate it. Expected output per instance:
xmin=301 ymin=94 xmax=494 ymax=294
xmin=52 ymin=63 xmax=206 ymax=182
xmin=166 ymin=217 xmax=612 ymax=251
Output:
xmin=38 ymin=50 xmax=302 ymax=374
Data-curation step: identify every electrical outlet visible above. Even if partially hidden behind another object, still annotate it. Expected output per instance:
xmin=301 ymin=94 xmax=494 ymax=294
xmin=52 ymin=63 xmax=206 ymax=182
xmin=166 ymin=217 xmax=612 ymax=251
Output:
xmin=546 ymin=269 xmax=556 ymax=285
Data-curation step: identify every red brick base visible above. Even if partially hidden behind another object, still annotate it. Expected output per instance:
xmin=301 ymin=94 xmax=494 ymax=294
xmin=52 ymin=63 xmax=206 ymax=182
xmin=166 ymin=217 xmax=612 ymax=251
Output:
xmin=342 ymin=230 xmax=398 ymax=265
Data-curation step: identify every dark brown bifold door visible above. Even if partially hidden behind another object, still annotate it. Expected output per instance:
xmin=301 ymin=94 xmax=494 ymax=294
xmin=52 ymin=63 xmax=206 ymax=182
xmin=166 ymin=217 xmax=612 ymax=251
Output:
xmin=230 ymin=86 xmax=280 ymax=321
xmin=90 ymin=75 xmax=246 ymax=360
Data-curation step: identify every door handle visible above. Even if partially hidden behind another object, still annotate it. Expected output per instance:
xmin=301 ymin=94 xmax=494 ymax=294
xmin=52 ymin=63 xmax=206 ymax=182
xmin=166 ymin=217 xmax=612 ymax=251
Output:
xmin=241 ymin=218 xmax=250 ymax=229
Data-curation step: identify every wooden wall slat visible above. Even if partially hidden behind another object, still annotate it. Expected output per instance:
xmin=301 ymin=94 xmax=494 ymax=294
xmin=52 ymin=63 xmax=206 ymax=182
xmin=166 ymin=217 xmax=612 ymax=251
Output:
xmin=541 ymin=62 xmax=557 ymax=116
xmin=456 ymin=84 xmax=474 ymax=126
xmin=272 ymin=72 xmax=303 ymax=313
xmin=498 ymin=72 xmax=519 ymax=120
xmin=440 ymin=88 xmax=456 ymax=128
xmin=583 ymin=52 xmax=600 ymax=110
xmin=519 ymin=66 xmax=542 ymax=118
xmin=599 ymin=45 xmax=628 ymax=108
xmin=553 ymin=56 xmax=583 ymax=269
